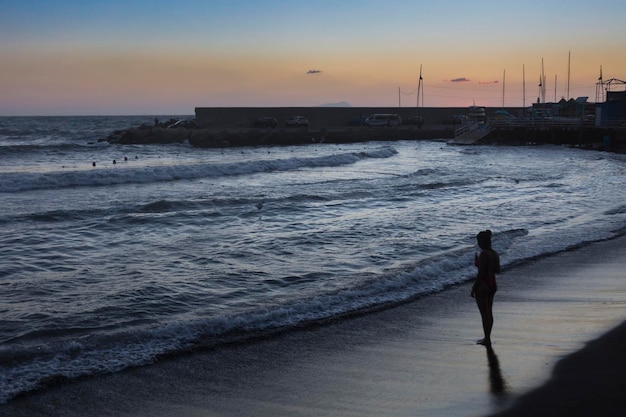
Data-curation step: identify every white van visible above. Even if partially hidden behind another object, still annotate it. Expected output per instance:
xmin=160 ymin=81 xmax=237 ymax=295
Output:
xmin=365 ymin=114 xmax=402 ymax=126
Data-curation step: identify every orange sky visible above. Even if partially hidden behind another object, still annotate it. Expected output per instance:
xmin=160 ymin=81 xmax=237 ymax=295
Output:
xmin=2 ymin=1 xmax=625 ymax=115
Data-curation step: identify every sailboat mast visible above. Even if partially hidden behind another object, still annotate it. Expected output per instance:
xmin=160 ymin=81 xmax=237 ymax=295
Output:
xmin=567 ymin=51 xmax=571 ymax=100
xmin=541 ymin=58 xmax=546 ymax=104
xmin=417 ymin=64 xmax=423 ymax=114
xmin=502 ymin=69 xmax=506 ymax=107
xmin=554 ymin=75 xmax=557 ymax=102
xmin=523 ymin=64 xmax=526 ymax=110
xmin=596 ymin=65 xmax=603 ymax=103
xmin=421 ymin=69 xmax=424 ymax=110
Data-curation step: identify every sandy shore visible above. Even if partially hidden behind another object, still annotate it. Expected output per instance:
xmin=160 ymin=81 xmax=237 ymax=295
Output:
xmin=3 ymin=235 xmax=626 ymax=417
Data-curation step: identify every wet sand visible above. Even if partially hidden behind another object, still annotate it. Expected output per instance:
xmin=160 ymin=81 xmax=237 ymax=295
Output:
xmin=3 ymin=235 xmax=626 ymax=417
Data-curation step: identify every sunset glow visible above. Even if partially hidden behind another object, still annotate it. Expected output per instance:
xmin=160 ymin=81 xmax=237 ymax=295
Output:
xmin=2 ymin=0 xmax=625 ymax=115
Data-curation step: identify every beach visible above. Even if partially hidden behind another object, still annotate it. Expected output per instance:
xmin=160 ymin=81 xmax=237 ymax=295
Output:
xmin=3 ymin=233 xmax=625 ymax=417
xmin=2 ymin=118 xmax=626 ymax=416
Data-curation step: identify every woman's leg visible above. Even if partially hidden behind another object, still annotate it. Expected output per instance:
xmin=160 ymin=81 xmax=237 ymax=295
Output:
xmin=487 ymin=290 xmax=496 ymax=340
xmin=476 ymin=291 xmax=493 ymax=345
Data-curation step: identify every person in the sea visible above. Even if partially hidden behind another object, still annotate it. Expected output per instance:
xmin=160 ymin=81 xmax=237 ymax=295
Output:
xmin=471 ymin=229 xmax=500 ymax=346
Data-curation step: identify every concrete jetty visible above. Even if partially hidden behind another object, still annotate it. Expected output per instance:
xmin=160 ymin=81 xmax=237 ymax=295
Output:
xmin=102 ymin=106 xmax=626 ymax=153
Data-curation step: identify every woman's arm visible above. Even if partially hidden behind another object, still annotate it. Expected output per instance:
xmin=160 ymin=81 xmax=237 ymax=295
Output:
xmin=471 ymin=252 xmax=481 ymax=297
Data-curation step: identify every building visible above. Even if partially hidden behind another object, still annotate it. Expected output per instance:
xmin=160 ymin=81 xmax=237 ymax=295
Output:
xmin=596 ymin=91 xmax=626 ymax=127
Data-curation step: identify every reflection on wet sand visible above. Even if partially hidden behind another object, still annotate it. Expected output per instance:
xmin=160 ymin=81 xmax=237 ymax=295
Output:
xmin=486 ymin=345 xmax=508 ymax=404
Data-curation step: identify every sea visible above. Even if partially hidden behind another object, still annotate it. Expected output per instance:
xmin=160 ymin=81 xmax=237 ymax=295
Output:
xmin=1 ymin=115 xmax=625 ymax=404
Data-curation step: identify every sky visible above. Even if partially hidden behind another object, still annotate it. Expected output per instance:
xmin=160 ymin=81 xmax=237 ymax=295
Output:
xmin=1 ymin=0 xmax=625 ymax=115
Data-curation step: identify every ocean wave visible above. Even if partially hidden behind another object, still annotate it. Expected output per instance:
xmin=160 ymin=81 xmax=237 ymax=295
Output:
xmin=0 ymin=225 xmax=527 ymax=404
xmin=0 ymin=142 xmax=107 ymax=156
xmin=3 ymin=137 xmax=626 ymax=405
xmin=604 ymin=204 xmax=626 ymax=216
xmin=0 ymin=193 xmax=331 ymax=225
xmin=0 ymin=115 xmax=164 ymax=143
xmin=4 ymin=224 xmax=626 ymax=404
xmin=0 ymin=147 xmax=397 ymax=193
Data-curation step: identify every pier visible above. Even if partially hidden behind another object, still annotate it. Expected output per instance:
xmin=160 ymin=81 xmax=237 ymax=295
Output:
xmin=484 ymin=119 xmax=624 ymax=151
xmin=448 ymin=123 xmax=492 ymax=145
xmin=103 ymin=106 xmax=626 ymax=153
xmin=447 ymin=119 xmax=624 ymax=151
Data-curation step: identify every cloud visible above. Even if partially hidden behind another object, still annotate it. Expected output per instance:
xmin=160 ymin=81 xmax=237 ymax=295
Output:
xmin=478 ymin=80 xmax=499 ymax=84
xmin=307 ymin=70 xmax=323 ymax=74
xmin=449 ymin=77 xmax=471 ymax=82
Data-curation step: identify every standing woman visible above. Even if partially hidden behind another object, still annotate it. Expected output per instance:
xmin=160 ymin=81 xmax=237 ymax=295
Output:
xmin=471 ymin=230 xmax=500 ymax=346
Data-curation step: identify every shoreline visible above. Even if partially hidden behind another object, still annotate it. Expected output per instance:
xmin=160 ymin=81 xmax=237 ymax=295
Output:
xmin=3 ymin=234 xmax=626 ymax=416
xmin=104 ymin=124 xmax=626 ymax=154
xmin=489 ymin=320 xmax=626 ymax=417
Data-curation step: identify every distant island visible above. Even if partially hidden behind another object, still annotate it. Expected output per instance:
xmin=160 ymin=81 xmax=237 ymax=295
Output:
xmin=318 ymin=101 xmax=352 ymax=107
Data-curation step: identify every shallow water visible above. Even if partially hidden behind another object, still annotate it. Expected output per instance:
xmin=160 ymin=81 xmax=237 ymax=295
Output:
xmin=1 ymin=116 xmax=625 ymax=402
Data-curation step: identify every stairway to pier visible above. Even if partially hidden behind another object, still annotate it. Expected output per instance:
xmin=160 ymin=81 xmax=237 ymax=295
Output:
xmin=448 ymin=123 xmax=491 ymax=145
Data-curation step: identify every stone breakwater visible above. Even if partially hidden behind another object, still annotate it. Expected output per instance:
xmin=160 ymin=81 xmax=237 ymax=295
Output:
xmin=104 ymin=125 xmax=454 ymax=147
xmin=101 ymin=106 xmax=625 ymax=151
xmin=102 ymin=106 xmax=481 ymax=147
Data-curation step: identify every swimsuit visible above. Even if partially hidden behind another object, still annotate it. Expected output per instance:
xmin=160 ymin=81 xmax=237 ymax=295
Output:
xmin=475 ymin=250 xmax=499 ymax=293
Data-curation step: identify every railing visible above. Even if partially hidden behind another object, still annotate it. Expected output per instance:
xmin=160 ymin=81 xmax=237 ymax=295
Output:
xmin=454 ymin=122 xmax=479 ymax=137
xmin=488 ymin=118 xmax=626 ymax=129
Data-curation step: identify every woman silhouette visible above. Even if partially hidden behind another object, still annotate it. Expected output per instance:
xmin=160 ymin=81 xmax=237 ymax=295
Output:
xmin=471 ymin=230 xmax=500 ymax=346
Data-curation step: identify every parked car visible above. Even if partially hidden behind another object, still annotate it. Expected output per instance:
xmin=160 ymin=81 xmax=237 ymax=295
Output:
xmin=285 ymin=116 xmax=309 ymax=127
xmin=167 ymin=118 xmax=201 ymax=129
xmin=365 ymin=114 xmax=402 ymax=127
xmin=251 ymin=117 xmax=278 ymax=128
xmin=348 ymin=116 xmax=368 ymax=126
